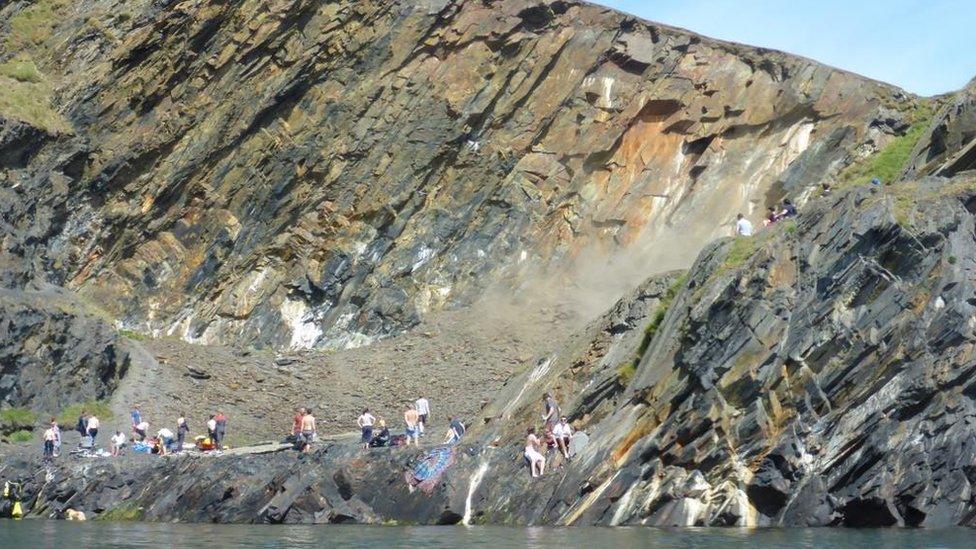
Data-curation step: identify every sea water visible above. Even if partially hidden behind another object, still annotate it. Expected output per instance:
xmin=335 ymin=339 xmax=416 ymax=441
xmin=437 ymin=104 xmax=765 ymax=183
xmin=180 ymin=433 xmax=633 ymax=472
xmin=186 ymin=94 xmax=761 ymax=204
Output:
xmin=0 ymin=521 xmax=972 ymax=548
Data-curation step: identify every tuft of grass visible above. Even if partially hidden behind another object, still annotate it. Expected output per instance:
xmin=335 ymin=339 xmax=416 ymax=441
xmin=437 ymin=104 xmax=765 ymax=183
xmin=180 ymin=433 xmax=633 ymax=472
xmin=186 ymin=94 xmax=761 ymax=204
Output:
xmin=0 ymin=76 xmax=71 ymax=134
xmin=57 ymin=400 xmax=113 ymax=426
xmin=0 ymin=57 xmax=43 ymax=83
xmin=0 ymin=407 xmax=37 ymax=428
xmin=4 ymin=0 xmax=73 ymax=54
xmin=97 ymin=505 xmax=144 ymax=522
xmin=720 ymin=236 xmax=762 ymax=272
xmin=626 ymin=274 xmax=689 ymax=379
xmin=8 ymin=430 xmax=34 ymax=443
xmin=617 ymin=362 xmax=637 ymax=385
xmin=784 ymin=220 xmax=798 ymax=235
xmin=118 ymin=329 xmax=150 ymax=341
xmin=839 ymin=102 xmax=937 ymax=188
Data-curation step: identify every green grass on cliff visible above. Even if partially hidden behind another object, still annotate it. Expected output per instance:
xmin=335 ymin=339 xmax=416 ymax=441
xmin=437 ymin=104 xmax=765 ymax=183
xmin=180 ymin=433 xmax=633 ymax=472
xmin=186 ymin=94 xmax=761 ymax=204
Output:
xmin=0 ymin=407 xmax=37 ymax=428
xmin=620 ymin=274 xmax=689 ymax=384
xmin=4 ymin=0 xmax=72 ymax=53
xmin=7 ymin=430 xmax=34 ymax=443
xmin=0 ymin=76 xmax=72 ymax=133
xmin=839 ymin=102 xmax=937 ymax=187
xmin=57 ymin=400 xmax=113 ymax=426
xmin=0 ymin=57 xmax=43 ymax=83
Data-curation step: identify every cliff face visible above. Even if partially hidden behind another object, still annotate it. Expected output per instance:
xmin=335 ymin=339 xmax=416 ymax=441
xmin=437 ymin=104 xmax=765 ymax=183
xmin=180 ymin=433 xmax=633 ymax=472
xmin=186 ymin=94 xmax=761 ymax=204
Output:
xmin=2 ymin=0 xmax=913 ymax=352
xmin=14 ymin=175 xmax=976 ymax=527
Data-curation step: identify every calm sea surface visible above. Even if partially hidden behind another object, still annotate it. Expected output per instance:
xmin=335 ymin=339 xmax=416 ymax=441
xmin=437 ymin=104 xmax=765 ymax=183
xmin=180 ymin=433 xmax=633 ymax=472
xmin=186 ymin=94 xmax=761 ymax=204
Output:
xmin=0 ymin=521 xmax=971 ymax=548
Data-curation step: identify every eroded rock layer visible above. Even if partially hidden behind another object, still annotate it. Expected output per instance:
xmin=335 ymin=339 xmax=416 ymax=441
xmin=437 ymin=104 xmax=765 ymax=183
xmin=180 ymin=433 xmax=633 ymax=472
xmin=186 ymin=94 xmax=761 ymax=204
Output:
xmin=2 ymin=0 xmax=913 ymax=350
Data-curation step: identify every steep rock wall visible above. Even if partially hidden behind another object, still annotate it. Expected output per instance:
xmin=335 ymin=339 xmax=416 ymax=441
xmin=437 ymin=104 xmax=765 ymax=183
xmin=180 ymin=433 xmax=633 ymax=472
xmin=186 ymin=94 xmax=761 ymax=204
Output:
xmin=2 ymin=0 xmax=914 ymax=350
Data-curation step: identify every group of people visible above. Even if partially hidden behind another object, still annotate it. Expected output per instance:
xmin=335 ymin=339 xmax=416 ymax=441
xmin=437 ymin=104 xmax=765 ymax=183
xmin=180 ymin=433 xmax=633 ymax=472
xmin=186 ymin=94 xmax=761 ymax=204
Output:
xmin=524 ymin=393 xmax=576 ymax=478
xmin=351 ymin=396 xmax=466 ymax=451
xmin=734 ymin=198 xmax=800 ymax=237
xmin=42 ymin=405 xmax=229 ymax=459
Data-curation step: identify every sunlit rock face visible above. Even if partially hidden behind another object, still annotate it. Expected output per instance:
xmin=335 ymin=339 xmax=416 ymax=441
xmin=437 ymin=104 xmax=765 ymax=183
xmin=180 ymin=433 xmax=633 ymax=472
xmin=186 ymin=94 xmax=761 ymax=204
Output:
xmin=2 ymin=0 xmax=913 ymax=350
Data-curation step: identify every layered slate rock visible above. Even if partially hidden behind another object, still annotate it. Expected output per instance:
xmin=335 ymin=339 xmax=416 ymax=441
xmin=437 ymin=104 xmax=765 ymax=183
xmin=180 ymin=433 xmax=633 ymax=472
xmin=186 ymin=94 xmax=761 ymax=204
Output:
xmin=0 ymin=286 xmax=128 ymax=411
xmin=1 ymin=0 xmax=915 ymax=350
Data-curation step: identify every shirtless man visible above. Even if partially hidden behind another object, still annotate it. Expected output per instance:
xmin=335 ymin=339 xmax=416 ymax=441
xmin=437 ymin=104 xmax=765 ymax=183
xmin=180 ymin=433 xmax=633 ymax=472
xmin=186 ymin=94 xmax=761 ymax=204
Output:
xmin=300 ymin=408 xmax=316 ymax=453
xmin=404 ymin=404 xmax=420 ymax=447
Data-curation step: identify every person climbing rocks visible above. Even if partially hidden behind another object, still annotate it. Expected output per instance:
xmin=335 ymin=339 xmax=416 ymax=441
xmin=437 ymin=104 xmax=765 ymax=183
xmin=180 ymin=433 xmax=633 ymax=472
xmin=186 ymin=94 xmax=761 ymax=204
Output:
xmin=524 ymin=427 xmax=546 ymax=478
xmin=206 ymin=414 xmax=217 ymax=445
xmin=553 ymin=416 xmax=573 ymax=459
xmin=404 ymin=404 xmax=420 ymax=447
xmin=110 ymin=430 xmax=126 ymax=456
xmin=300 ymin=408 xmax=316 ymax=453
xmin=734 ymin=213 xmax=753 ymax=237
xmin=370 ymin=419 xmax=390 ymax=448
xmin=86 ymin=414 xmax=100 ymax=446
xmin=444 ymin=417 xmax=466 ymax=445
xmin=214 ymin=411 xmax=228 ymax=449
xmin=357 ymin=408 xmax=375 ymax=450
xmin=781 ymin=198 xmax=797 ymax=218
xmin=541 ymin=392 xmax=560 ymax=447
xmin=176 ymin=414 xmax=189 ymax=453
xmin=43 ymin=423 xmax=56 ymax=460
xmin=415 ymin=396 xmax=430 ymax=436
xmin=292 ymin=407 xmax=306 ymax=441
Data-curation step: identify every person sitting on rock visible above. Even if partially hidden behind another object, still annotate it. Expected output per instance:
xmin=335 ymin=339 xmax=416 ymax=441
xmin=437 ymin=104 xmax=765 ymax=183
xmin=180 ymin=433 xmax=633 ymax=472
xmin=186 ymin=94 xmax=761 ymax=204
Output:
xmin=524 ymin=427 xmax=546 ymax=478
xmin=369 ymin=419 xmax=390 ymax=448
xmin=734 ymin=213 xmax=753 ymax=237
xmin=763 ymin=206 xmax=779 ymax=227
xmin=553 ymin=417 xmax=573 ymax=459
xmin=781 ymin=198 xmax=797 ymax=218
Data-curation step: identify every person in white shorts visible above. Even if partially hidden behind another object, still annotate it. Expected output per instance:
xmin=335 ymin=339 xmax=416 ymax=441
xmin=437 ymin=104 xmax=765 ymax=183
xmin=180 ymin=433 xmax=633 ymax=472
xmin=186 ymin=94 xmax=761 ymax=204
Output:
xmin=524 ymin=427 xmax=546 ymax=478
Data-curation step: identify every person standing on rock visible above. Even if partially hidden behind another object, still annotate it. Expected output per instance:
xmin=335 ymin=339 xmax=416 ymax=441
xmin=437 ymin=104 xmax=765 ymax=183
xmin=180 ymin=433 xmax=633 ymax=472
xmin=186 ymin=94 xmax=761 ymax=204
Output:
xmin=214 ymin=411 xmax=228 ymax=449
xmin=75 ymin=411 xmax=88 ymax=441
xmin=404 ymin=404 xmax=420 ymax=447
xmin=176 ymin=414 xmax=189 ymax=453
xmin=206 ymin=415 xmax=217 ymax=445
xmin=415 ymin=396 xmax=430 ymax=436
xmin=110 ymin=430 xmax=126 ymax=456
xmin=131 ymin=406 xmax=142 ymax=434
xmin=357 ymin=408 xmax=376 ymax=450
xmin=86 ymin=414 xmax=100 ymax=446
xmin=135 ymin=420 xmax=149 ymax=442
xmin=42 ymin=422 xmax=56 ymax=460
xmin=541 ymin=393 xmax=560 ymax=447
xmin=51 ymin=418 xmax=61 ymax=458
xmin=734 ymin=213 xmax=753 ymax=237
xmin=300 ymin=408 xmax=316 ymax=454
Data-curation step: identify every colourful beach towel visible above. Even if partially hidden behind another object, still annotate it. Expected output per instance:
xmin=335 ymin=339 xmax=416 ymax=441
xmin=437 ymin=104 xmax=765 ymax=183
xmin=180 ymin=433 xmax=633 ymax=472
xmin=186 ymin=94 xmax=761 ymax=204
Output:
xmin=405 ymin=445 xmax=456 ymax=493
